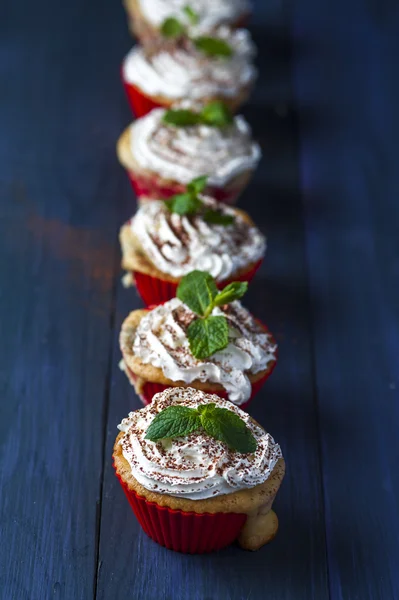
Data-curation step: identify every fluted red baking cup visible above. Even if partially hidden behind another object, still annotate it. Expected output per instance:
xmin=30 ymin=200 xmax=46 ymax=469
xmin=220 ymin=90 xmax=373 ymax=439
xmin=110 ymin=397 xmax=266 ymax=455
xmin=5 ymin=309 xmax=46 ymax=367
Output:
xmin=114 ymin=468 xmax=247 ymax=553
xmin=128 ymin=171 xmax=186 ymax=201
xmin=122 ymin=79 xmax=163 ymax=118
xmin=210 ymin=185 xmax=242 ymax=205
xmin=133 ymin=271 xmax=178 ymax=307
xmin=236 ymin=13 xmax=250 ymax=28
xmin=127 ymin=170 xmax=242 ymax=205
xmin=136 ymin=368 xmax=274 ymax=410
xmin=133 ymin=259 xmax=262 ymax=307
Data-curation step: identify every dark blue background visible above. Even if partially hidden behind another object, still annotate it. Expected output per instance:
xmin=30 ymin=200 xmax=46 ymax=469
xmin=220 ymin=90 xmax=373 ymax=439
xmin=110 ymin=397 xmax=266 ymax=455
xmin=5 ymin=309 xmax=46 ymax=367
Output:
xmin=1 ymin=0 xmax=399 ymax=598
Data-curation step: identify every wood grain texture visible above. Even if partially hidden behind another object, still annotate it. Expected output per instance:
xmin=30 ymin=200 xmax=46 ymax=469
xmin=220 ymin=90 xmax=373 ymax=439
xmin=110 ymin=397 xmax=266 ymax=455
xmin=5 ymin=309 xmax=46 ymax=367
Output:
xmin=5 ymin=0 xmax=398 ymax=598
xmin=292 ymin=1 xmax=399 ymax=599
xmin=0 ymin=1 xmax=131 ymax=598
xmin=96 ymin=3 xmax=329 ymax=599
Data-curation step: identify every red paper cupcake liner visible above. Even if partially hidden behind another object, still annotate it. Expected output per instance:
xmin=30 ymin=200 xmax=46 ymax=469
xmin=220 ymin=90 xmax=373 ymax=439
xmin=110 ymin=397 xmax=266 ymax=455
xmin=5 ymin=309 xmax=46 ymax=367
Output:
xmin=122 ymin=79 xmax=163 ymax=118
xmin=127 ymin=171 xmax=242 ymax=205
xmin=132 ymin=259 xmax=262 ymax=307
xmin=129 ymin=368 xmax=273 ymax=411
xmin=114 ymin=467 xmax=247 ymax=553
xmin=128 ymin=171 xmax=186 ymax=201
xmin=236 ymin=13 xmax=250 ymax=28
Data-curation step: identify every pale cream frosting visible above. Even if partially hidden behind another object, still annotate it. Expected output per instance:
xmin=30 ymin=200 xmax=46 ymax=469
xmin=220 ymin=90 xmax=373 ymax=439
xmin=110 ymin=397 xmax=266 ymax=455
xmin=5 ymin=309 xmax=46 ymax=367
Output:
xmin=129 ymin=197 xmax=266 ymax=280
xmin=118 ymin=387 xmax=282 ymax=500
xmin=122 ymin=27 xmax=256 ymax=100
xmin=132 ymin=298 xmax=277 ymax=405
xmin=129 ymin=107 xmax=261 ymax=186
xmin=137 ymin=0 xmax=250 ymax=34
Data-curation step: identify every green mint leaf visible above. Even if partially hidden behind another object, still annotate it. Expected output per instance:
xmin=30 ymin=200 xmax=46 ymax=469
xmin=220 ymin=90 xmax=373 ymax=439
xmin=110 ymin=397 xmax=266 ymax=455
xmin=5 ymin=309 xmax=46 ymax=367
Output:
xmin=177 ymin=270 xmax=218 ymax=316
xmin=161 ymin=17 xmax=186 ymax=38
xmin=163 ymin=103 xmax=233 ymax=129
xmin=200 ymin=407 xmax=257 ymax=453
xmin=183 ymin=4 xmax=199 ymax=24
xmin=165 ymin=193 xmax=202 ymax=215
xmin=187 ymin=315 xmax=229 ymax=359
xmin=194 ymin=36 xmax=233 ymax=58
xmin=213 ymin=281 xmax=248 ymax=307
xmin=197 ymin=403 xmax=216 ymax=415
xmin=187 ymin=175 xmax=208 ymax=195
xmin=203 ymin=209 xmax=235 ymax=226
xmin=200 ymin=101 xmax=233 ymax=127
xmin=145 ymin=406 xmax=201 ymax=441
xmin=163 ymin=108 xmax=201 ymax=127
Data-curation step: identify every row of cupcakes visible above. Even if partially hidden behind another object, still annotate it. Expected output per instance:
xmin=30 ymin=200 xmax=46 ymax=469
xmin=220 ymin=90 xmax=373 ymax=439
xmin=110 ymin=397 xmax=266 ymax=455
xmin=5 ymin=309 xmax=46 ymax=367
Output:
xmin=113 ymin=0 xmax=285 ymax=555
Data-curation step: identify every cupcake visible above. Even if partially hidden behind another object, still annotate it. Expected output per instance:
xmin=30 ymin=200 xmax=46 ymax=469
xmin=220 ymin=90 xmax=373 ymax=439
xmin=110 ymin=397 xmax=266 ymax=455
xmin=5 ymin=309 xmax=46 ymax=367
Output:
xmin=123 ymin=0 xmax=251 ymax=47
xmin=121 ymin=27 xmax=256 ymax=117
xmin=119 ymin=270 xmax=277 ymax=409
xmin=120 ymin=180 xmax=266 ymax=306
xmin=116 ymin=102 xmax=261 ymax=203
xmin=114 ymin=387 xmax=285 ymax=553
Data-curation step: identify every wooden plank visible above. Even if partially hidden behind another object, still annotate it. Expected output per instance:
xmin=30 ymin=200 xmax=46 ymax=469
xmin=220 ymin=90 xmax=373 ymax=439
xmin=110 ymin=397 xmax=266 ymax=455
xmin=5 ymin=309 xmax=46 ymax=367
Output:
xmin=96 ymin=3 xmax=329 ymax=598
xmin=292 ymin=2 xmax=399 ymax=599
xmin=0 ymin=1 xmax=132 ymax=598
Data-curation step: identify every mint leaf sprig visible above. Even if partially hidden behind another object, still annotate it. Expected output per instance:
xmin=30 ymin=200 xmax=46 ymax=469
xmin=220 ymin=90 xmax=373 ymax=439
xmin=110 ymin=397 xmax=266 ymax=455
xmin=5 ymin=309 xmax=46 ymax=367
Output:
xmin=164 ymin=175 xmax=235 ymax=226
xmin=163 ymin=100 xmax=233 ymax=128
xmin=145 ymin=403 xmax=257 ymax=454
xmin=160 ymin=7 xmax=233 ymax=58
xmin=161 ymin=17 xmax=186 ymax=38
xmin=177 ymin=271 xmax=248 ymax=359
xmin=164 ymin=176 xmax=205 ymax=216
xmin=193 ymin=36 xmax=233 ymax=58
xmin=183 ymin=4 xmax=199 ymax=25
xmin=161 ymin=5 xmax=199 ymax=37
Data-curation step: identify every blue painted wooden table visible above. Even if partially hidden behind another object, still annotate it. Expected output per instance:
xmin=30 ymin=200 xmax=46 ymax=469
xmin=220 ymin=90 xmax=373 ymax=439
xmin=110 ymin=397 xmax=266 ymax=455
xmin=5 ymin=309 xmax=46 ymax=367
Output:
xmin=1 ymin=0 xmax=398 ymax=598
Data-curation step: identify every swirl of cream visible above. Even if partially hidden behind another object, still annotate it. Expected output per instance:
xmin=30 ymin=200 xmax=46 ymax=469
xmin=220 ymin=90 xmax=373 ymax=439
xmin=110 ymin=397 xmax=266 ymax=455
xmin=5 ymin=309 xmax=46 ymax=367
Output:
xmin=122 ymin=27 xmax=256 ymax=99
xmin=118 ymin=387 xmax=282 ymax=500
xmin=130 ymin=197 xmax=266 ymax=279
xmin=137 ymin=0 xmax=250 ymax=34
xmin=132 ymin=298 xmax=277 ymax=405
xmin=129 ymin=108 xmax=261 ymax=186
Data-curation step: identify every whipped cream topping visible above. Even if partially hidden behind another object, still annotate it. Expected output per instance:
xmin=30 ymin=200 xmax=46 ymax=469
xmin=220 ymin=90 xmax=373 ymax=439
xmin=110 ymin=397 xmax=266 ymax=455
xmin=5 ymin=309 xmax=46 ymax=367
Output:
xmin=118 ymin=387 xmax=282 ymax=500
xmin=129 ymin=108 xmax=261 ymax=186
xmin=132 ymin=298 xmax=277 ymax=405
xmin=122 ymin=27 xmax=256 ymax=100
xmin=129 ymin=197 xmax=266 ymax=280
xmin=137 ymin=0 xmax=250 ymax=34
